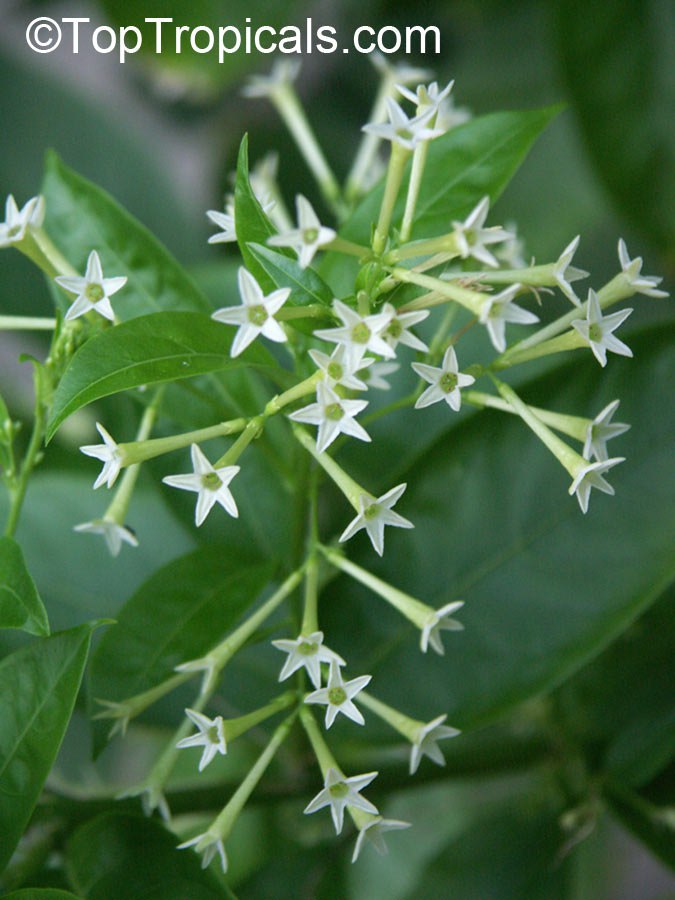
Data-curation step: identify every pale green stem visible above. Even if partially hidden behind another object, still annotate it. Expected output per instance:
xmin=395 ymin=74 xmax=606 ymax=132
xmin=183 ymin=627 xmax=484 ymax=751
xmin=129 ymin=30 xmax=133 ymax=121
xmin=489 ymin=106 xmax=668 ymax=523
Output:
xmin=105 ymin=397 xmax=160 ymax=522
xmin=320 ymin=546 xmax=431 ymax=629
xmin=208 ymin=568 xmax=305 ymax=672
xmin=393 ymin=267 xmax=483 ymax=315
xmin=373 ymin=144 xmax=411 ymax=255
xmin=345 ymin=72 xmax=393 ymax=201
xmin=225 ymin=692 xmax=297 ymax=742
xmin=214 ymin=415 xmax=264 ymax=467
xmin=325 ymin=236 xmax=371 ymax=259
xmin=490 ymin=377 xmax=585 ymax=478
xmin=292 ymin=426 xmax=367 ymax=511
xmin=300 ymin=704 xmax=338 ymax=777
xmin=121 ymin=419 xmax=248 ymax=466
xmin=276 ymin=304 xmax=331 ymax=321
xmin=94 ymin=672 xmax=193 ymax=724
xmin=387 ymin=233 xmax=460 ymax=263
xmin=301 ymin=551 xmax=320 ymax=635
xmin=264 ymin=370 xmax=322 ymax=416
xmin=399 ymin=141 xmax=430 ymax=243
xmin=0 ymin=315 xmax=56 ymax=331
xmin=19 ymin=227 xmax=79 ymax=279
xmin=274 ymin=85 xmax=342 ymax=211
xmin=358 ymin=691 xmax=418 ymax=742
xmin=464 ymin=391 xmax=588 ymax=441
xmin=209 ymin=712 xmax=297 ymax=842
xmin=493 ymin=330 xmax=586 ymax=370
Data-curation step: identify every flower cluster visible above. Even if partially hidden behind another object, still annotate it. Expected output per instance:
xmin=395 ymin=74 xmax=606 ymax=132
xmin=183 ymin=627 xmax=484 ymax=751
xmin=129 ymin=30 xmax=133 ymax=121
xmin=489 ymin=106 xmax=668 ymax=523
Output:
xmin=2 ymin=51 xmax=667 ymax=878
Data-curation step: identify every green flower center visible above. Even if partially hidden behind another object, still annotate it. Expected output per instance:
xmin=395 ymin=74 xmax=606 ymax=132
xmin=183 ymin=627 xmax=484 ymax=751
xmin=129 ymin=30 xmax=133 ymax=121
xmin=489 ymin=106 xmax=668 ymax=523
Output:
xmin=207 ymin=725 xmax=220 ymax=744
xmin=588 ymin=323 xmax=603 ymax=342
xmin=386 ymin=319 xmax=402 ymax=339
xmin=329 ymin=781 xmax=349 ymax=799
xmin=351 ymin=322 xmax=371 ymax=345
xmin=7 ymin=225 xmax=21 ymax=239
xmin=303 ymin=227 xmax=319 ymax=244
xmin=298 ymin=640 xmax=318 ymax=656
xmin=363 ymin=503 xmax=380 ymax=520
xmin=248 ymin=304 xmax=269 ymax=326
xmin=201 ymin=472 xmax=223 ymax=491
xmin=325 ymin=403 xmax=344 ymax=422
xmin=328 ymin=686 xmax=347 ymax=705
xmin=396 ymin=127 xmax=413 ymax=142
xmin=327 ymin=362 xmax=344 ymax=381
xmin=85 ymin=283 xmax=105 ymax=303
xmin=440 ymin=372 xmax=458 ymax=393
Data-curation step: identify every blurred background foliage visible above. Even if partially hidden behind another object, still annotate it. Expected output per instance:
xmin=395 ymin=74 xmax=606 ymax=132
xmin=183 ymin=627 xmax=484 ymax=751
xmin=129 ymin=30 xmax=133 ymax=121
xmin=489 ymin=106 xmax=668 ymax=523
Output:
xmin=0 ymin=0 xmax=673 ymax=897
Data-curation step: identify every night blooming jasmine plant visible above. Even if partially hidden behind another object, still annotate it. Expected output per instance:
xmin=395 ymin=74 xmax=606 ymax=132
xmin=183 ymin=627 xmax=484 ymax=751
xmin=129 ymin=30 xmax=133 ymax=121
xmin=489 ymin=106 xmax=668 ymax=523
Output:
xmin=0 ymin=51 xmax=671 ymax=895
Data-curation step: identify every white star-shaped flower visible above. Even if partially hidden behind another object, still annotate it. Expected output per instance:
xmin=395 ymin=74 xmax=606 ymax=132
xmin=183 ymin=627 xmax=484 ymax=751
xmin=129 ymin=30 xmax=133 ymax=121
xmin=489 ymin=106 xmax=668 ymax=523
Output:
xmin=409 ymin=714 xmax=461 ymax=775
xmin=351 ymin=816 xmax=411 ymax=863
xmin=412 ymin=345 xmax=475 ymax=411
xmin=73 ymin=517 xmax=138 ymax=557
xmin=288 ymin=382 xmax=370 ymax=453
xmin=571 ymin=289 xmax=633 ymax=367
xmin=362 ymin=361 xmax=400 ymax=391
xmin=304 ymin=767 xmax=378 ymax=834
xmin=396 ymin=79 xmax=454 ymax=115
xmin=494 ymin=224 xmax=527 ymax=269
xmin=178 ymin=831 xmax=228 ymax=873
xmin=242 ymin=58 xmax=301 ymax=98
xmin=583 ymin=400 xmax=630 ymax=462
xmin=80 ymin=423 xmax=124 ymax=490
xmin=569 ymin=457 xmax=625 ymax=514
xmin=309 ymin=346 xmax=373 ymax=392
xmin=362 ymin=97 xmax=443 ymax=150
xmin=553 ymin=235 xmax=589 ymax=306
xmin=271 ymin=631 xmax=345 ymax=689
xmin=420 ymin=601 xmax=465 ymax=655
xmin=55 ymin=250 xmax=127 ymax=323
xmin=206 ymin=202 xmax=237 ymax=244
xmin=339 ymin=484 xmax=414 ymax=557
xmin=212 ymin=267 xmax=290 ymax=358
xmin=618 ymin=239 xmax=668 ymax=298
xmin=267 ymin=194 xmax=336 ymax=269
xmin=117 ymin=783 xmax=171 ymax=822
xmin=452 ymin=197 xmax=514 ymax=268
xmin=93 ymin=698 xmax=132 ymax=739
xmin=162 ymin=443 xmax=239 ymax=526
xmin=305 ymin=660 xmax=371 ymax=729
xmin=314 ymin=299 xmax=395 ymax=366
xmin=380 ymin=303 xmax=429 ymax=352
xmin=479 ymin=284 xmax=539 ymax=353
xmin=0 ymin=194 xmax=44 ymax=247
xmin=175 ymin=708 xmax=227 ymax=772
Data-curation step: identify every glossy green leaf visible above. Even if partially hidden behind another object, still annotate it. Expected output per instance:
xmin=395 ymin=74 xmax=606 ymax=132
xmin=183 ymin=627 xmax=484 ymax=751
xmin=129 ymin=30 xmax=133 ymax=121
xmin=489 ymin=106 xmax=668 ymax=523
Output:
xmin=66 ymin=813 xmax=226 ymax=899
xmin=341 ymin=105 xmax=562 ymax=244
xmin=4 ymin=891 xmax=84 ymax=899
xmin=247 ymin=243 xmax=334 ymax=308
xmin=323 ymin=324 xmax=675 ymax=731
xmin=42 ymin=153 xmax=211 ymax=320
xmin=605 ymin=781 xmax=675 ymax=871
xmin=90 ymin=545 xmax=274 ymax=706
xmin=46 ymin=311 xmax=276 ymax=440
xmin=555 ymin=587 xmax=675 ymax=787
xmin=234 ymin=135 xmax=291 ymax=293
xmin=557 ymin=0 xmax=675 ymax=256
xmin=0 ymin=536 xmax=49 ymax=636
xmin=0 ymin=624 xmax=96 ymax=872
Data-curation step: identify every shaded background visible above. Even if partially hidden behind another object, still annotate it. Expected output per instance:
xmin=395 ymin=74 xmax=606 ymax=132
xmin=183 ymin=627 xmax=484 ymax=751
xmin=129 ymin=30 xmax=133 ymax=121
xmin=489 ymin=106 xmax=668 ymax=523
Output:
xmin=0 ymin=0 xmax=673 ymax=897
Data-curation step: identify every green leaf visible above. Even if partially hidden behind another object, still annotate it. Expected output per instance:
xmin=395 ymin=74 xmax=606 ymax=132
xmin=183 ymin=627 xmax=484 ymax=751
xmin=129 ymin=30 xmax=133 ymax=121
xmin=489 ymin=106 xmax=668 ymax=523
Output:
xmin=66 ymin=813 xmax=226 ymax=899
xmin=323 ymin=324 xmax=675 ymax=731
xmin=0 ymin=624 xmax=96 ymax=873
xmin=557 ymin=0 xmax=675 ymax=257
xmin=341 ymin=105 xmax=562 ymax=244
xmin=4 ymin=891 xmax=84 ymax=899
xmin=0 ymin=536 xmax=49 ymax=636
xmin=555 ymin=587 xmax=675 ymax=787
xmin=90 ymin=545 xmax=274 ymax=706
xmin=247 ymin=243 xmax=334 ymax=309
xmin=46 ymin=311 xmax=276 ymax=440
xmin=605 ymin=781 xmax=675 ymax=871
xmin=234 ymin=135 xmax=291 ymax=293
xmin=42 ymin=153 xmax=211 ymax=320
